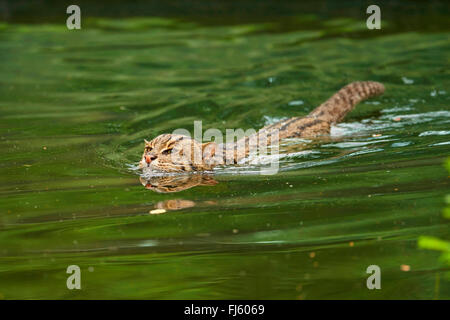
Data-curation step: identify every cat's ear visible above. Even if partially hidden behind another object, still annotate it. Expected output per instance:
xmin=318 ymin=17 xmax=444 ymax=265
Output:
xmin=144 ymin=139 xmax=150 ymax=145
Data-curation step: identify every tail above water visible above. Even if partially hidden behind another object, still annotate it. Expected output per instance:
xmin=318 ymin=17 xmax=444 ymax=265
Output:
xmin=309 ymin=81 xmax=385 ymax=124
xmin=231 ymin=81 xmax=385 ymax=163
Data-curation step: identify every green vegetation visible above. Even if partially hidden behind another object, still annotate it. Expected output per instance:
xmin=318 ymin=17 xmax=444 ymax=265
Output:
xmin=418 ymin=158 xmax=450 ymax=279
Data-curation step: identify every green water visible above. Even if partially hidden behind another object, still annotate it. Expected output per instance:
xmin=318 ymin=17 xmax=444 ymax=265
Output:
xmin=1 ymin=5 xmax=449 ymax=299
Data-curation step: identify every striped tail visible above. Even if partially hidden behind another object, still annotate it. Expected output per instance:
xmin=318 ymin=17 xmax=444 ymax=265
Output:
xmin=309 ymin=81 xmax=385 ymax=124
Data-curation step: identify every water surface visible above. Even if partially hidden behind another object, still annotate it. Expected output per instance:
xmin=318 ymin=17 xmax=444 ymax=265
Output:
xmin=0 ymin=4 xmax=449 ymax=299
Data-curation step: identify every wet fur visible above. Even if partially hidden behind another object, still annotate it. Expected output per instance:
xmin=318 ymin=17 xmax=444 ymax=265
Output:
xmin=140 ymin=81 xmax=385 ymax=173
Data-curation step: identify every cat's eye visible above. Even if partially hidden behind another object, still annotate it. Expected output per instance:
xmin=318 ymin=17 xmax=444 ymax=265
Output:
xmin=161 ymin=149 xmax=172 ymax=155
xmin=145 ymin=146 xmax=152 ymax=152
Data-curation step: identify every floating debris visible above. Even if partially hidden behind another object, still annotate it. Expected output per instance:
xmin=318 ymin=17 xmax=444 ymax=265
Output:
xmin=149 ymin=209 xmax=166 ymax=215
xmin=400 ymin=264 xmax=411 ymax=272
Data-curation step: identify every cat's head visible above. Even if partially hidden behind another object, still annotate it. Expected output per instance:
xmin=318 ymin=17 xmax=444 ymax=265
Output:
xmin=139 ymin=134 xmax=216 ymax=172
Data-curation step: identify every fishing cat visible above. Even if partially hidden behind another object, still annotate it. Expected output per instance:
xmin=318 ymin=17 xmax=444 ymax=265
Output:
xmin=139 ymin=81 xmax=385 ymax=172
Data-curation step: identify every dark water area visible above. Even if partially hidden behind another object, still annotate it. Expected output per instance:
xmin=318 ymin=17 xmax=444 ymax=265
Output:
xmin=0 ymin=0 xmax=449 ymax=299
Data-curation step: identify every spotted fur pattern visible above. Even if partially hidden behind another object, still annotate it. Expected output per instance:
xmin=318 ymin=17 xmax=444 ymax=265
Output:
xmin=139 ymin=81 xmax=385 ymax=172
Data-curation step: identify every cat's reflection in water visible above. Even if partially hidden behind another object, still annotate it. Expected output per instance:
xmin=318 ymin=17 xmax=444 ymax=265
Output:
xmin=139 ymin=174 xmax=218 ymax=193
xmin=153 ymin=199 xmax=196 ymax=212
xmin=139 ymin=174 xmax=218 ymax=213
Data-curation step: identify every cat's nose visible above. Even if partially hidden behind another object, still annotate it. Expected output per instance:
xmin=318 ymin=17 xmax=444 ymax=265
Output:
xmin=145 ymin=155 xmax=157 ymax=163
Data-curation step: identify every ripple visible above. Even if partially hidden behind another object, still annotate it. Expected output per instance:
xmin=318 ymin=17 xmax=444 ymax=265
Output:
xmin=391 ymin=141 xmax=412 ymax=147
xmin=381 ymin=106 xmax=413 ymax=113
xmin=288 ymin=100 xmax=304 ymax=106
xmin=322 ymin=139 xmax=393 ymax=149
xmin=419 ymin=130 xmax=450 ymax=137
xmin=401 ymin=77 xmax=414 ymax=84
xmin=429 ymin=141 xmax=450 ymax=146
xmin=344 ymin=148 xmax=384 ymax=157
